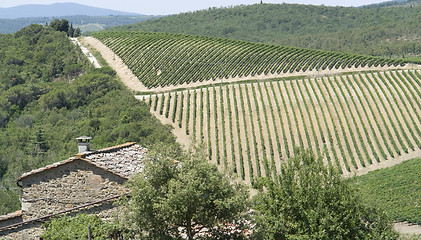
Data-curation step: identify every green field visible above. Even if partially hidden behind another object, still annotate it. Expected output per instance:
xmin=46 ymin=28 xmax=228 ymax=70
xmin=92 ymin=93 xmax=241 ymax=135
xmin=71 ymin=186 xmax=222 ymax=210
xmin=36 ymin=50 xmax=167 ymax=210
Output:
xmin=351 ymin=157 xmax=421 ymax=224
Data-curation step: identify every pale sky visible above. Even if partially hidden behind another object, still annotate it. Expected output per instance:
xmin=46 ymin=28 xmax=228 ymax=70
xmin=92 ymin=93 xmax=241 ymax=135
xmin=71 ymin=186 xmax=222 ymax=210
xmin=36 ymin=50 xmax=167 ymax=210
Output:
xmin=0 ymin=0 xmax=388 ymax=15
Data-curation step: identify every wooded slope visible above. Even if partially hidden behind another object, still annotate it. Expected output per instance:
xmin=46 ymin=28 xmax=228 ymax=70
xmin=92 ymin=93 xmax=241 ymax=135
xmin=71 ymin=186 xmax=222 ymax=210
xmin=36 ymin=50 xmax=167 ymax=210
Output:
xmin=110 ymin=3 xmax=421 ymax=59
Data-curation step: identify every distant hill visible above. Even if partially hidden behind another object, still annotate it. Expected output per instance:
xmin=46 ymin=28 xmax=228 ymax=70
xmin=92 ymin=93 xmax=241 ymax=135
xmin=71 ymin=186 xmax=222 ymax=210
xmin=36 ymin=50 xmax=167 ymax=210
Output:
xmin=0 ymin=3 xmax=141 ymax=19
xmin=362 ymin=0 xmax=421 ymax=8
xmin=0 ymin=15 xmax=159 ymax=34
xmin=109 ymin=3 xmax=421 ymax=59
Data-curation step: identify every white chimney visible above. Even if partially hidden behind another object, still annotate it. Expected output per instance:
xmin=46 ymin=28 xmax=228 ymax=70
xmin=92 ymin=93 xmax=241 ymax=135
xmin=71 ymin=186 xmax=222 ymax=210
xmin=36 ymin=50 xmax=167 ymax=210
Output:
xmin=76 ymin=136 xmax=92 ymax=153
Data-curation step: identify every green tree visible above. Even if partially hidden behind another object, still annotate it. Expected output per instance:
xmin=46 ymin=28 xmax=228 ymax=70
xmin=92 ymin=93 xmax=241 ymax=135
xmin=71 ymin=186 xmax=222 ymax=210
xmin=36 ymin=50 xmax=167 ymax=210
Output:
xmin=74 ymin=27 xmax=81 ymax=37
xmin=68 ymin=23 xmax=74 ymax=37
xmin=252 ymin=149 xmax=398 ymax=240
xmin=41 ymin=214 xmax=129 ymax=240
xmin=49 ymin=19 xmax=69 ymax=33
xmin=125 ymin=145 xmax=249 ymax=239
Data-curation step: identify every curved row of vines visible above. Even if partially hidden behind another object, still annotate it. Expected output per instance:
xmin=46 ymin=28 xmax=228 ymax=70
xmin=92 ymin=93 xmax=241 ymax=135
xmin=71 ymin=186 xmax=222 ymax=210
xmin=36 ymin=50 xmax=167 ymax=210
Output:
xmin=94 ymin=31 xmax=405 ymax=88
xmin=139 ymin=70 xmax=421 ymax=183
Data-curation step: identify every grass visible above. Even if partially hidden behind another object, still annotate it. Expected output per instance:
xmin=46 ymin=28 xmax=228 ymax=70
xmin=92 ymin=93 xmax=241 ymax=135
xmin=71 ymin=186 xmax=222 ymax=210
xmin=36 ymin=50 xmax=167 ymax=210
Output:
xmin=350 ymin=157 xmax=421 ymax=225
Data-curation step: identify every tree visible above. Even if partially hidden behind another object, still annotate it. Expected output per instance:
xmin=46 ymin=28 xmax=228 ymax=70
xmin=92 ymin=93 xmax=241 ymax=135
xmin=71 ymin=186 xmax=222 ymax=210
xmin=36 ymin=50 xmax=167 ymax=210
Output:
xmin=49 ymin=19 xmax=69 ymax=33
xmin=252 ymin=149 xmax=398 ymax=240
xmin=68 ymin=23 xmax=74 ymax=37
xmin=74 ymin=27 xmax=81 ymax=37
xmin=41 ymin=214 xmax=130 ymax=240
xmin=125 ymin=145 xmax=249 ymax=239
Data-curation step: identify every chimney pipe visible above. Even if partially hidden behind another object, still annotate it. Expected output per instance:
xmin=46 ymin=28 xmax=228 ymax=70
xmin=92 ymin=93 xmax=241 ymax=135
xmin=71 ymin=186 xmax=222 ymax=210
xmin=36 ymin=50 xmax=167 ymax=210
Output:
xmin=76 ymin=136 xmax=92 ymax=153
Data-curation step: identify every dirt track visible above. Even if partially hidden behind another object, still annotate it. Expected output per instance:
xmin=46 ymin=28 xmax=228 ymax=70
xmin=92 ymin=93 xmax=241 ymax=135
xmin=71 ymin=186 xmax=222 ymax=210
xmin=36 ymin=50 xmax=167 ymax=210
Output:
xmin=79 ymin=37 xmax=149 ymax=92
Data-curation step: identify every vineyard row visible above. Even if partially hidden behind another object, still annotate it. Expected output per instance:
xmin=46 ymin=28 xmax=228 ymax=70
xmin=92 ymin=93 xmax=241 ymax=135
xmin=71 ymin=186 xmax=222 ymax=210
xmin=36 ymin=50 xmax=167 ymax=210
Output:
xmin=94 ymin=31 xmax=405 ymax=88
xmin=139 ymin=70 xmax=421 ymax=182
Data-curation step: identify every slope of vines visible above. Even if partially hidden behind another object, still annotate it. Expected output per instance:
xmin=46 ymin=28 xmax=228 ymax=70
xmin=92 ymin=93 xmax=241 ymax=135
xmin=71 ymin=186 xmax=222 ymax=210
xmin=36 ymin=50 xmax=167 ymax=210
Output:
xmin=93 ymin=31 xmax=404 ymax=88
xmin=138 ymin=70 xmax=421 ymax=183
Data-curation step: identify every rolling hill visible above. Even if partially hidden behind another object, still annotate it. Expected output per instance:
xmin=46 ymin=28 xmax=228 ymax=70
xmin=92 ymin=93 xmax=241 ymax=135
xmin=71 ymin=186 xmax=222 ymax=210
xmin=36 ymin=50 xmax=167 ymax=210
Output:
xmin=0 ymin=3 xmax=140 ymax=19
xmin=362 ymin=0 xmax=421 ymax=8
xmin=109 ymin=3 xmax=421 ymax=59
xmin=93 ymin=31 xmax=403 ymax=89
xmin=0 ymin=3 xmax=159 ymax=34
xmin=88 ymin=31 xmax=421 ymax=183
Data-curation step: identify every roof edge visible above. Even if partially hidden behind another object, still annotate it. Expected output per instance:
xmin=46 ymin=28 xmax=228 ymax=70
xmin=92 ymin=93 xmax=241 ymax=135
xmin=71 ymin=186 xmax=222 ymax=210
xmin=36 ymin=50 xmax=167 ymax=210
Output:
xmin=0 ymin=210 xmax=22 ymax=222
xmin=77 ymin=142 xmax=137 ymax=158
xmin=17 ymin=142 xmax=138 ymax=181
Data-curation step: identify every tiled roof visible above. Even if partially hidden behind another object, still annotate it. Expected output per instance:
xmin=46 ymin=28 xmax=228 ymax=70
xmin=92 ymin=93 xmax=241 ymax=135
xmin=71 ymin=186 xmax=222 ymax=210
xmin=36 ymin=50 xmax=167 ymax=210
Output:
xmin=17 ymin=142 xmax=147 ymax=181
xmin=82 ymin=143 xmax=147 ymax=178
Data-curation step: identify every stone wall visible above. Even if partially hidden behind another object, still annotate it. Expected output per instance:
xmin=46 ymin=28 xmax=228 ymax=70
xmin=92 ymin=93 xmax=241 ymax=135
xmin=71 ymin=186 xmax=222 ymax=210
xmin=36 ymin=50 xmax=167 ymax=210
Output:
xmin=21 ymin=159 xmax=127 ymax=221
xmin=0 ymin=221 xmax=41 ymax=240
xmin=0 ymin=201 xmax=126 ymax=240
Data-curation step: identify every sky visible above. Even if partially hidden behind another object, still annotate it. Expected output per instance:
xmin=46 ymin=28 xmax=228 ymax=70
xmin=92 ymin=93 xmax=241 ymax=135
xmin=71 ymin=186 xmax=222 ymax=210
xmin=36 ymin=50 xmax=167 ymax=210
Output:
xmin=0 ymin=0 xmax=388 ymax=15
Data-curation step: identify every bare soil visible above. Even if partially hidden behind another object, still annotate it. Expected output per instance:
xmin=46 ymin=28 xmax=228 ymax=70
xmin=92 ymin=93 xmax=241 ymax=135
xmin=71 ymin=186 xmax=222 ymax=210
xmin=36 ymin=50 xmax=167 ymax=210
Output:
xmin=79 ymin=37 xmax=149 ymax=92
xmin=380 ymin=72 xmax=421 ymax=146
xmin=324 ymin=76 xmax=363 ymax=169
xmin=356 ymin=74 xmax=401 ymax=157
xmin=314 ymin=78 xmax=352 ymax=171
xmin=298 ymin=79 xmax=334 ymax=166
xmin=346 ymin=76 xmax=392 ymax=161
xmin=394 ymin=222 xmax=421 ymax=235
xmin=237 ymin=84 xmax=252 ymax=182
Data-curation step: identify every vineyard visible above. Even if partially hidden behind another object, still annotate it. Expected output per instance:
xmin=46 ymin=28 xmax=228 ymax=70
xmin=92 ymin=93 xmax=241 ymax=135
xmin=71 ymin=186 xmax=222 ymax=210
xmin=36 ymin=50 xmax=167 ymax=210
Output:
xmin=137 ymin=70 xmax=421 ymax=183
xmin=93 ymin=31 xmax=405 ymax=88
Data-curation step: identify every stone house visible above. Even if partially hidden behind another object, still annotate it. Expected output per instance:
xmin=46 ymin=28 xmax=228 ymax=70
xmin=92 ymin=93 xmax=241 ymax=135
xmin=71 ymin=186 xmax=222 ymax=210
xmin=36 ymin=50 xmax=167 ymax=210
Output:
xmin=0 ymin=139 xmax=147 ymax=239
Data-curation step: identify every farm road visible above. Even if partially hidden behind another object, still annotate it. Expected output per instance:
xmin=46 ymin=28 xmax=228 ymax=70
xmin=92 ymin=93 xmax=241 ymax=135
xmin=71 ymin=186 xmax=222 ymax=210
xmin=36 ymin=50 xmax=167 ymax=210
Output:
xmin=79 ymin=37 xmax=149 ymax=92
xmin=71 ymin=38 xmax=101 ymax=68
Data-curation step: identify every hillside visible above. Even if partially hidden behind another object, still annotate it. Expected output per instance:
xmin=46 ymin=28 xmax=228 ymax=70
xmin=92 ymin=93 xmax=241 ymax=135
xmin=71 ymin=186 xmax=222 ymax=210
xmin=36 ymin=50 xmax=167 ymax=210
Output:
xmin=93 ymin=31 xmax=404 ymax=89
xmin=0 ymin=25 xmax=176 ymax=215
xmin=109 ymin=3 xmax=421 ymax=59
xmin=85 ymin=31 xmax=421 ymax=184
xmin=362 ymin=0 xmax=421 ymax=8
xmin=0 ymin=3 xmax=140 ymax=19
xmin=137 ymin=70 xmax=421 ymax=183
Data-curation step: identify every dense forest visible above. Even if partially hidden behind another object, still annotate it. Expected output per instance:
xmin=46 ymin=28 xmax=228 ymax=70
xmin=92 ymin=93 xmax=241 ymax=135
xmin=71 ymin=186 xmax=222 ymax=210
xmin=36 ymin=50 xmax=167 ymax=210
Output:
xmin=111 ymin=3 xmax=421 ymax=59
xmin=0 ymin=24 xmax=176 ymax=215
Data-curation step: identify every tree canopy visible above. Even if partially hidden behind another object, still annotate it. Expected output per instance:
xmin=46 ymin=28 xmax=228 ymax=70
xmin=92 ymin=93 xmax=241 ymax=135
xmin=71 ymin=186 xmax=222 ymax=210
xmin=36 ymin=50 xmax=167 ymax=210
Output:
xmin=41 ymin=214 xmax=121 ymax=240
xmin=252 ymin=149 xmax=398 ymax=239
xmin=125 ymin=145 xmax=249 ymax=239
